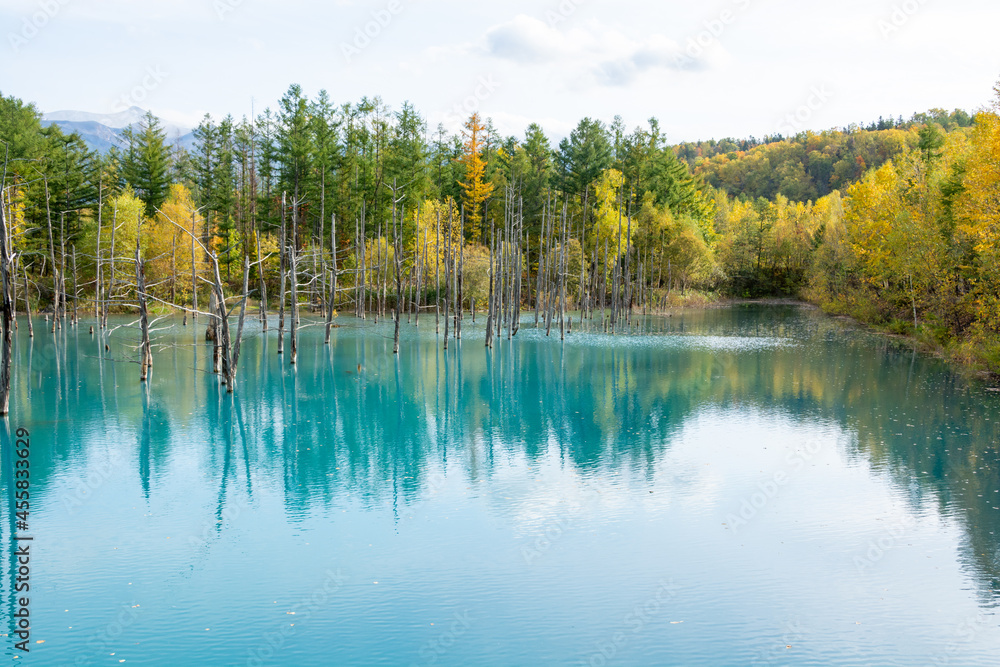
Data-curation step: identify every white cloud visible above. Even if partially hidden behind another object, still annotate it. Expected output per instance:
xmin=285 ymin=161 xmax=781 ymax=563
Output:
xmin=479 ymin=15 xmax=717 ymax=87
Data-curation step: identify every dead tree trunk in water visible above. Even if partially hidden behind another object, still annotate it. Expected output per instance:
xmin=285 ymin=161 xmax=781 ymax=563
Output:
xmin=208 ymin=284 xmax=221 ymax=373
xmin=72 ymin=245 xmax=79 ymax=325
xmin=485 ymin=218 xmax=496 ymax=349
xmin=289 ymin=190 xmax=300 ymax=365
xmin=456 ymin=207 xmax=464 ymax=341
xmin=0 ymin=153 xmax=14 ymax=415
xmin=228 ymin=256 xmax=250 ymax=392
xmin=95 ymin=176 xmax=103 ymax=322
xmin=435 ymin=210 xmax=440 ymax=334
xmin=256 ymin=229 xmax=267 ymax=330
xmin=559 ymin=202 xmax=568 ymax=341
xmin=443 ymin=208 xmax=452 ymax=350
xmin=190 ymin=209 xmax=198 ymax=322
xmin=277 ymin=192 xmax=287 ymax=355
xmin=44 ymin=181 xmax=60 ymax=332
xmin=21 ymin=262 xmax=33 ymax=338
xmin=211 ymin=254 xmax=232 ymax=385
xmin=104 ymin=204 xmax=117 ymax=330
xmin=136 ymin=241 xmax=152 ymax=383
xmin=393 ymin=205 xmax=402 ymax=355
xmin=324 ymin=213 xmax=338 ymax=344
xmin=59 ymin=212 xmax=68 ymax=326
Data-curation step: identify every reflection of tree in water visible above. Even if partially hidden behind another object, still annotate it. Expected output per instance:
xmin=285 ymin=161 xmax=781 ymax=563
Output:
xmin=15 ymin=306 xmax=1000 ymax=602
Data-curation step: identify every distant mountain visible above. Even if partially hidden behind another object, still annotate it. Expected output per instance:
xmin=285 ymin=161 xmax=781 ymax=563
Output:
xmin=44 ymin=106 xmax=150 ymax=129
xmin=41 ymin=107 xmax=197 ymax=154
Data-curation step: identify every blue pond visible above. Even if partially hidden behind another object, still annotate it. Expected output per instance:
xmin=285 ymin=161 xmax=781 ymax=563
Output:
xmin=5 ymin=304 xmax=1000 ymax=665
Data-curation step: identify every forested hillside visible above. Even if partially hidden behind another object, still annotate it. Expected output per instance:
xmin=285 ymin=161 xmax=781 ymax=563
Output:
xmin=1 ymin=80 xmax=998 ymax=370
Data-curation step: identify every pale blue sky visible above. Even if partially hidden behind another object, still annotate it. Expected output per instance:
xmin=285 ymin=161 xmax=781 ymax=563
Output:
xmin=2 ymin=0 xmax=998 ymax=141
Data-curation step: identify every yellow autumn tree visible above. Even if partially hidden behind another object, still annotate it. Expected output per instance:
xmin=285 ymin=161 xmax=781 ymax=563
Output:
xmin=147 ymin=184 xmax=209 ymax=304
xmin=77 ymin=187 xmax=149 ymax=291
xmin=458 ymin=113 xmax=494 ymax=242
xmin=956 ymin=88 xmax=1000 ymax=333
xmin=845 ymin=159 xmax=944 ymax=327
xmin=412 ymin=198 xmax=464 ymax=279
xmin=592 ymin=168 xmax=629 ymax=257
xmin=635 ymin=198 xmax=715 ymax=291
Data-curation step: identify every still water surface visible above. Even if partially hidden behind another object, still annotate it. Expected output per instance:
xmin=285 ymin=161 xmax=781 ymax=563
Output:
xmin=5 ymin=304 xmax=1000 ymax=665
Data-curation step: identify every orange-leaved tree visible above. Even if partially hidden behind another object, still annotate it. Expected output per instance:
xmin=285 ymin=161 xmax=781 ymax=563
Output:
xmin=458 ymin=113 xmax=494 ymax=243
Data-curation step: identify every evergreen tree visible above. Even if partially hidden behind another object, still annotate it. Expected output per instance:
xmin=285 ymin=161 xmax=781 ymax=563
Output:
xmin=118 ymin=111 xmax=170 ymax=216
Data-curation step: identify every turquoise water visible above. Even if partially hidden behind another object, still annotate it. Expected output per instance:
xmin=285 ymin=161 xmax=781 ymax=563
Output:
xmin=4 ymin=305 xmax=1000 ymax=665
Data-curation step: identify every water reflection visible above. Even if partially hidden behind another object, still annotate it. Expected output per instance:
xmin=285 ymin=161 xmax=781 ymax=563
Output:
xmin=15 ymin=306 xmax=1000 ymax=604
xmin=6 ymin=306 xmax=1000 ymax=664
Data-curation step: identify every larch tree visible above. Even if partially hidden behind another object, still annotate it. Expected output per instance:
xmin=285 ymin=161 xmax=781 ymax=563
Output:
xmin=458 ymin=112 xmax=494 ymax=243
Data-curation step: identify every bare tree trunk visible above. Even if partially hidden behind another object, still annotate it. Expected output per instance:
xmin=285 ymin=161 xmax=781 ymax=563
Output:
xmin=44 ymin=181 xmax=59 ymax=332
xmin=601 ymin=239 xmax=608 ymax=331
xmin=325 ymin=213 xmax=338 ymax=344
xmin=72 ymin=245 xmax=79 ymax=324
xmin=212 ymin=254 xmax=231 ymax=384
xmin=256 ymin=229 xmax=267 ymax=330
xmin=208 ymin=286 xmax=221 ymax=373
xmin=359 ymin=203 xmax=367 ymax=320
xmin=443 ymin=208 xmax=451 ymax=350
xmin=535 ymin=198 xmax=546 ymax=328
xmin=625 ymin=209 xmax=633 ymax=326
xmin=289 ymin=191 xmax=299 ymax=365
xmin=416 ymin=228 xmax=427 ymax=328
xmin=320 ymin=186 xmax=327 ymax=319
xmin=190 ymin=208 xmax=198 ymax=321
xmin=435 ymin=210 xmax=440 ymax=334
xmin=60 ymin=212 xmax=68 ymax=326
xmin=485 ymin=221 xmax=495 ymax=349
xmin=22 ymin=262 xmax=33 ymax=338
xmin=171 ymin=233 xmax=177 ymax=307
xmin=393 ymin=202 xmax=402 ymax=355
xmin=136 ymin=241 xmax=152 ymax=383
xmin=372 ymin=218 xmax=380 ymax=323
xmin=457 ymin=207 xmax=464 ymax=340
xmin=104 ymin=205 xmax=117 ymax=330
xmin=191 ymin=211 xmax=198 ymax=322
xmin=0 ymin=157 xmax=13 ymax=415
xmin=95 ymin=176 xmax=103 ymax=322
xmin=278 ymin=192 xmax=286 ymax=355
xmin=513 ymin=202 xmax=522 ymax=337
xmin=559 ymin=203 xmax=568 ymax=341
xmin=228 ymin=256 xmax=250 ymax=392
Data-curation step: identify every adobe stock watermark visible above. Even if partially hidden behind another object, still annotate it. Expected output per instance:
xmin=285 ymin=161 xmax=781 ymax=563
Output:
xmin=8 ymin=0 xmax=72 ymax=53
xmin=672 ymin=0 xmax=753 ymax=70
xmin=544 ymin=0 xmax=585 ymax=28
xmin=60 ymin=459 xmax=121 ymax=515
xmin=74 ymin=602 xmax=142 ymax=666
xmin=583 ymin=579 xmax=679 ymax=667
xmin=341 ymin=0 xmax=406 ymax=64
xmin=929 ymin=612 xmax=994 ymax=666
xmin=412 ymin=610 xmax=473 ymax=666
xmin=751 ymin=619 xmax=805 ymax=666
xmin=245 ymin=568 xmax=348 ymax=666
xmin=852 ymin=513 xmax=918 ymax=573
xmin=188 ymin=492 xmax=251 ymax=549
xmin=877 ymin=0 xmax=931 ymax=39
xmin=111 ymin=66 xmax=168 ymax=113
xmin=776 ymin=85 xmax=835 ymax=137
xmin=725 ymin=439 xmax=824 ymax=533
xmin=215 ymin=0 xmax=243 ymax=21
xmin=443 ymin=76 xmax=501 ymax=127
xmin=521 ymin=482 xmax=602 ymax=565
